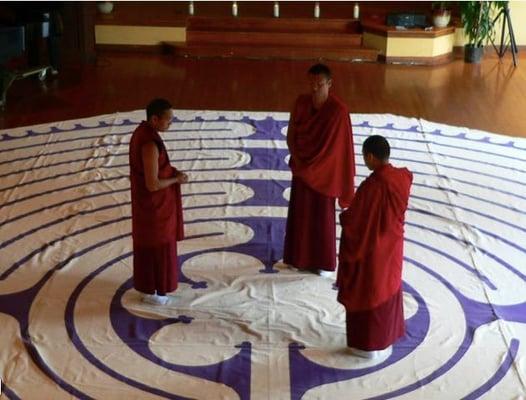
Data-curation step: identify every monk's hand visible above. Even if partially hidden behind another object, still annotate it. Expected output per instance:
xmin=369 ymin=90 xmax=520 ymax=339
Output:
xmin=175 ymin=172 xmax=189 ymax=184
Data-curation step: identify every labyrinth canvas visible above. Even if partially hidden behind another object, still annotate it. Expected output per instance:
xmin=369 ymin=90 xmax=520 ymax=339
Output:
xmin=0 ymin=110 xmax=525 ymax=399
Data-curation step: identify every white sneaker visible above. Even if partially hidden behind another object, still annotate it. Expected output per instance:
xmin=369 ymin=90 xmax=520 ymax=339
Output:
xmin=349 ymin=346 xmax=391 ymax=359
xmin=142 ymin=294 xmax=169 ymax=305
xmin=318 ymin=269 xmax=334 ymax=278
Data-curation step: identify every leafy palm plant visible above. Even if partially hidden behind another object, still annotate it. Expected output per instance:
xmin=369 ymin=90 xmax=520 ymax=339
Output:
xmin=460 ymin=1 xmax=506 ymax=48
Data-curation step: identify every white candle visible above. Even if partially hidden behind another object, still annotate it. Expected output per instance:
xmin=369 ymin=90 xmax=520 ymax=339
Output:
xmin=188 ymin=1 xmax=194 ymax=15
xmin=273 ymin=1 xmax=279 ymax=18
xmin=314 ymin=2 xmax=320 ymax=19
xmin=232 ymin=1 xmax=238 ymax=17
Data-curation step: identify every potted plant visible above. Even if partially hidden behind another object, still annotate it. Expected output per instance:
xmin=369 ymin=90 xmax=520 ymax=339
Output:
xmin=460 ymin=1 xmax=503 ymax=63
xmin=432 ymin=1 xmax=452 ymax=28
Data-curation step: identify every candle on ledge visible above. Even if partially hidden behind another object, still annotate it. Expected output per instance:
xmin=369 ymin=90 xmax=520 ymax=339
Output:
xmin=273 ymin=1 xmax=279 ymax=18
xmin=353 ymin=2 xmax=360 ymax=19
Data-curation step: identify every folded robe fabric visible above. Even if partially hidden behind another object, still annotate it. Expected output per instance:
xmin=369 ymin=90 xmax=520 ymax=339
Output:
xmin=287 ymin=93 xmax=356 ymax=208
xmin=337 ymin=163 xmax=412 ymax=310
xmin=337 ymin=164 xmax=412 ymax=349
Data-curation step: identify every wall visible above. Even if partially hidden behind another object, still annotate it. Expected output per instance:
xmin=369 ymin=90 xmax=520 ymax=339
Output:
xmin=93 ymin=1 xmax=526 ymax=48
xmin=93 ymin=1 xmax=441 ymax=47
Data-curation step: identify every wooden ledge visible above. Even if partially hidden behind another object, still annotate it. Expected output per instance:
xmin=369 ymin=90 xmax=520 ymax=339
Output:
xmin=187 ymin=16 xmax=361 ymax=33
xmin=380 ymin=53 xmax=454 ymax=65
xmin=362 ymin=22 xmax=455 ymax=38
xmin=162 ymin=41 xmax=379 ymax=62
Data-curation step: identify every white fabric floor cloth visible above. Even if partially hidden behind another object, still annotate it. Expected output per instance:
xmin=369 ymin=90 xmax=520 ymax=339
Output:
xmin=0 ymin=110 xmax=525 ymax=400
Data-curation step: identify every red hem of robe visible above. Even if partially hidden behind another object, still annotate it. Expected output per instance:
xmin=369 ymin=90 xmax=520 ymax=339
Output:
xmin=133 ymin=239 xmax=179 ymax=295
xmin=345 ymin=289 xmax=405 ymax=351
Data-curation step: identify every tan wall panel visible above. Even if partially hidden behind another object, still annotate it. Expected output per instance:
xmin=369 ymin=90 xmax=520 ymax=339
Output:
xmin=95 ymin=25 xmax=186 ymax=45
xmin=387 ymin=35 xmax=454 ymax=57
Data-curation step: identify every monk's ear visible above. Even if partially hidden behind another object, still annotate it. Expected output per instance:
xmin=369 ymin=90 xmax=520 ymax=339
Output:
xmin=327 ymin=78 xmax=333 ymax=88
xmin=150 ymin=115 xmax=159 ymax=126
xmin=364 ymin=152 xmax=374 ymax=168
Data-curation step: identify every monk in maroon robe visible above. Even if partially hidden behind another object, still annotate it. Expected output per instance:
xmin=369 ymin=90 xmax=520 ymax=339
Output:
xmin=283 ymin=63 xmax=355 ymax=276
xmin=129 ymin=98 xmax=187 ymax=305
xmin=337 ymin=135 xmax=412 ymax=359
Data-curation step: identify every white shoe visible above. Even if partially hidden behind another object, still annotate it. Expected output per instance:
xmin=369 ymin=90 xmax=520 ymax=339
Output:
xmin=349 ymin=346 xmax=391 ymax=359
xmin=142 ymin=294 xmax=169 ymax=305
xmin=318 ymin=269 xmax=334 ymax=278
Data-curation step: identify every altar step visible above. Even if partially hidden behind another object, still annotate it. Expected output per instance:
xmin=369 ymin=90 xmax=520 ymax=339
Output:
xmin=163 ymin=41 xmax=379 ymax=62
xmin=165 ymin=16 xmax=378 ymax=62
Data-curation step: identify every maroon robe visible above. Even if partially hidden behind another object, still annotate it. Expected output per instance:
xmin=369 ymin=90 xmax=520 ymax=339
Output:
xmin=283 ymin=177 xmax=337 ymax=270
xmin=284 ymin=94 xmax=355 ymax=271
xmin=129 ymin=121 xmax=184 ymax=295
xmin=337 ymin=164 xmax=412 ymax=350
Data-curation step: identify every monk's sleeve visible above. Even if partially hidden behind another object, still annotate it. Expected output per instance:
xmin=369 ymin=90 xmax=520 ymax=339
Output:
xmin=340 ymin=182 xmax=385 ymax=263
xmin=332 ymin=108 xmax=355 ymax=208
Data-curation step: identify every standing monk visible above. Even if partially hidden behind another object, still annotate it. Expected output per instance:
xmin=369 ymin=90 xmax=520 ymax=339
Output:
xmin=283 ymin=64 xmax=355 ymax=277
xmin=337 ymin=135 xmax=412 ymax=359
xmin=129 ymin=98 xmax=188 ymax=305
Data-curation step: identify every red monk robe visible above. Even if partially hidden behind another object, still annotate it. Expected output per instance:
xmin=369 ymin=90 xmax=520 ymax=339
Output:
xmin=129 ymin=121 xmax=184 ymax=295
xmin=284 ymin=93 xmax=355 ymax=271
xmin=337 ymin=163 xmax=412 ymax=351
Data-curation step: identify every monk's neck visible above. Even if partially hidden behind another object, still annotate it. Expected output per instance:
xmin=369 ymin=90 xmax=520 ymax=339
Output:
xmin=373 ymin=162 xmax=390 ymax=172
xmin=145 ymin=120 xmax=159 ymax=133
xmin=311 ymin=94 xmax=329 ymax=110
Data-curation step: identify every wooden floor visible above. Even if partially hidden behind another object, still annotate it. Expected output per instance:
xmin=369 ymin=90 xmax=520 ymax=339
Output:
xmin=1 ymin=51 xmax=525 ymax=137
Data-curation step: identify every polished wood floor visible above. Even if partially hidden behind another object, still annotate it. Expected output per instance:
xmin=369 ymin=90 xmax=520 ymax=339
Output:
xmin=1 ymin=51 xmax=525 ymax=137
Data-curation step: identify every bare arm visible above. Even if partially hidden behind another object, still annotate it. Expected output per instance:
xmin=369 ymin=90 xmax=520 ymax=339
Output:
xmin=142 ymin=141 xmax=182 ymax=192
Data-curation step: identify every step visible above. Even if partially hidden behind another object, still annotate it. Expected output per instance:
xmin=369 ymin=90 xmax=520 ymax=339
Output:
xmin=163 ymin=41 xmax=379 ymax=62
xmin=187 ymin=16 xmax=362 ymax=34
xmin=186 ymin=31 xmax=363 ymax=47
